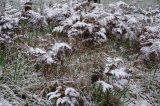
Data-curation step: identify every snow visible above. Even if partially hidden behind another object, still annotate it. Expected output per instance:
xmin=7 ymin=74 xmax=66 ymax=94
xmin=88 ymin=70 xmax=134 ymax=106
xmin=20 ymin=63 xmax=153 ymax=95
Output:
xmin=47 ymin=91 xmax=62 ymax=100
xmin=110 ymin=68 xmax=129 ymax=78
xmin=53 ymin=26 xmax=64 ymax=33
xmin=145 ymin=26 xmax=160 ymax=33
xmin=117 ymin=79 xmax=128 ymax=86
xmin=96 ymin=81 xmax=113 ymax=92
xmin=34 ymin=48 xmax=46 ymax=54
xmin=72 ymin=21 xmax=89 ymax=28
xmin=47 ymin=86 xmax=80 ymax=106
xmin=128 ymin=17 xmax=138 ymax=24
xmin=1 ymin=0 xmax=160 ymax=105
xmin=0 ymin=98 xmax=11 ymax=106
xmin=51 ymin=42 xmax=71 ymax=56
xmin=28 ymin=47 xmax=46 ymax=54
xmin=44 ymin=54 xmax=54 ymax=64
xmin=20 ymin=0 xmax=30 ymax=5
xmin=28 ymin=47 xmax=35 ymax=54
xmin=56 ymin=98 xmax=63 ymax=106
xmin=65 ymin=87 xmax=80 ymax=97
xmin=140 ymin=39 xmax=160 ymax=60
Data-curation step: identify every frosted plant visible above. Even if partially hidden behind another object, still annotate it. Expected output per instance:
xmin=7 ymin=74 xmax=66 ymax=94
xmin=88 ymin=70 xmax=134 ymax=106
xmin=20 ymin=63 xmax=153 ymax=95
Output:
xmin=20 ymin=0 xmax=31 ymax=5
xmin=93 ymin=56 xmax=130 ymax=93
xmin=27 ymin=42 xmax=72 ymax=64
xmin=108 ymin=68 xmax=129 ymax=78
xmin=96 ymin=81 xmax=113 ymax=92
xmin=144 ymin=26 xmax=160 ymax=33
xmin=53 ymin=26 xmax=65 ymax=33
xmin=47 ymin=86 xmax=62 ymax=100
xmin=93 ymin=56 xmax=131 ymax=105
xmin=22 ymin=9 xmax=47 ymax=27
xmin=104 ymin=58 xmax=130 ymax=78
xmin=43 ymin=3 xmax=70 ymax=25
xmin=140 ymin=39 xmax=160 ymax=61
xmin=0 ymin=3 xmax=21 ymax=33
xmin=4 ymin=3 xmax=21 ymax=19
xmin=47 ymin=86 xmax=80 ymax=106
xmin=44 ymin=0 xmax=108 ymax=45
xmin=42 ymin=0 xmax=159 ymax=47
xmin=0 ymin=14 xmax=21 ymax=44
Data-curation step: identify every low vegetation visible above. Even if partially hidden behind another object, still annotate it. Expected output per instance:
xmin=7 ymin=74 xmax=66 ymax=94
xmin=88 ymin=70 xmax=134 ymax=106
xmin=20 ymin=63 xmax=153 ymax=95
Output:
xmin=0 ymin=0 xmax=159 ymax=106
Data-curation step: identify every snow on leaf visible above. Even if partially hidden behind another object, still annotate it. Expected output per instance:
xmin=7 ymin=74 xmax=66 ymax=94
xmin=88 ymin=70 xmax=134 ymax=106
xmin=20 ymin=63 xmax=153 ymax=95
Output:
xmin=68 ymin=28 xmax=81 ymax=37
xmin=65 ymin=88 xmax=80 ymax=97
xmin=96 ymin=81 xmax=113 ymax=92
xmin=113 ymin=82 xmax=123 ymax=90
xmin=28 ymin=47 xmax=35 ymax=54
xmin=140 ymin=39 xmax=160 ymax=60
xmin=61 ymin=97 xmax=73 ymax=105
xmin=145 ymin=26 xmax=160 ymax=33
xmin=46 ymin=57 xmax=54 ymax=64
xmin=84 ymin=13 xmax=98 ymax=19
xmin=110 ymin=68 xmax=129 ymax=78
xmin=62 ymin=14 xmax=80 ymax=26
xmin=117 ymin=79 xmax=128 ymax=86
xmin=116 ymin=1 xmax=127 ymax=6
xmin=51 ymin=42 xmax=71 ymax=56
xmin=47 ymin=91 xmax=61 ymax=100
xmin=53 ymin=26 xmax=64 ymax=33
xmin=34 ymin=48 xmax=46 ymax=54
xmin=127 ymin=17 xmax=138 ymax=24
xmin=56 ymin=98 xmax=63 ymax=106
xmin=95 ymin=31 xmax=107 ymax=43
xmin=72 ymin=21 xmax=89 ymax=28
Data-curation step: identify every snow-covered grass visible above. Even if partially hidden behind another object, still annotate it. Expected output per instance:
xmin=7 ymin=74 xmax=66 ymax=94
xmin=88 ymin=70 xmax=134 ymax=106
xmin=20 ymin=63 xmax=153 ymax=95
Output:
xmin=0 ymin=0 xmax=160 ymax=106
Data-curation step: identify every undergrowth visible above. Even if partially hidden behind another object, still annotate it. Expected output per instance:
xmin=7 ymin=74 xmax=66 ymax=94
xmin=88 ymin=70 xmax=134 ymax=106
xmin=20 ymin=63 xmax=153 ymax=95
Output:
xmin=0 ymin=0 xmax=160 ymax=106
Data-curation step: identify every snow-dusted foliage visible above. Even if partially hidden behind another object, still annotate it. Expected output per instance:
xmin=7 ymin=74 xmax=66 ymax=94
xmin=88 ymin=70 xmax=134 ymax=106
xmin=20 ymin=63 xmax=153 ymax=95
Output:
xmin=4 ymin=3 xmax=21 ymax=19
xmin=0 ymin=3 xmax=21 ymax=33
xmin=140 ymin=39 xmax=160 ymax=61
xmin=104 ymin=57 xmax=130 ymax=89
xmin=0 ymin=0 xmax=160 ymax=106
xmin=47 ymin=86 xmax=80 ymax=106
xmin=1 ymin=0 xmax=159 ymax=61
xmin=22 ymin=10 xmax=47 ymax=26
xmin=27 ymin=42 xmax=72 ymax=64
xmin=103 ymin=57 xmax=129 ymax=78
xmin=94 ymin=56 xmax=131 ymax=92
xmin=44 ymin=0 xmax=108 ymax=45
xmin=0 ymin=3 xmax=22 ymax=45
xmin=96 ymin=81 xmax=113 ymax=92
xmin=41 ymin=1 xmax=160 ymax=61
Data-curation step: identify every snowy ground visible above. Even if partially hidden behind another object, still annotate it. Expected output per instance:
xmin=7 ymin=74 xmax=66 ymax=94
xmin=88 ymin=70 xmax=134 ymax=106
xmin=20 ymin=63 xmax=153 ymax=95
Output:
xmin=0 ymin=0 xmax=160 ymax=106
